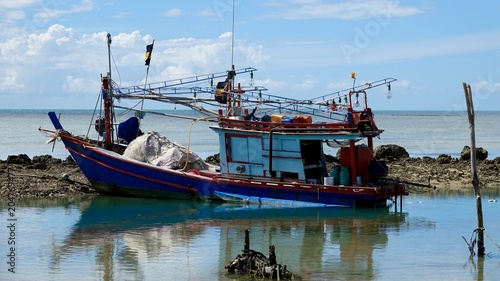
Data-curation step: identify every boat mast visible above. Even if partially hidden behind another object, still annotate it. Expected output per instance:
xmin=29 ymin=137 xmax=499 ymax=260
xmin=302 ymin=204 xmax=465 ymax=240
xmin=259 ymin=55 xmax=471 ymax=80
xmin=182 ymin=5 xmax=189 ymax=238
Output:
xmin=107 ymin=33 xmax=112 ymax=81
xmin=103 ymin=33 xmax=114 ymax=148
xmin=227 ymin=0 xmax=235 ymax=116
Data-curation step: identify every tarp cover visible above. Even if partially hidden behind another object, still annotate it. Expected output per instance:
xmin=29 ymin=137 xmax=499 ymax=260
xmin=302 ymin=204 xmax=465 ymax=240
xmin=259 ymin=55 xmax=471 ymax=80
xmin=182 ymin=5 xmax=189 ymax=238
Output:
xmin=117 ymin=116 xmax=140 ymax=143
xmin=123 ymin=131 xmax=209 ymax=171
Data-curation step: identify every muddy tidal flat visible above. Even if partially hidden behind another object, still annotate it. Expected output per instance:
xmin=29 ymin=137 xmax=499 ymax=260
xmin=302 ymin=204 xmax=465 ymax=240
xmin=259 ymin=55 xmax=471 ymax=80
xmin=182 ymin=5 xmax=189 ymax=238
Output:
xmin=1 ymin=153 xmax=500 ymax=198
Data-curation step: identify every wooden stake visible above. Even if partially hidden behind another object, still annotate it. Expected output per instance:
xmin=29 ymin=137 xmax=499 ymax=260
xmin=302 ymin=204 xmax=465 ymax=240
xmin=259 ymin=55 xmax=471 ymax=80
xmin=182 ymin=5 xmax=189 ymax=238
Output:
xmin=244 ymin=229 xmax=250 ymax=254
xmin=463 ymin=82 xmax=485 ymax=256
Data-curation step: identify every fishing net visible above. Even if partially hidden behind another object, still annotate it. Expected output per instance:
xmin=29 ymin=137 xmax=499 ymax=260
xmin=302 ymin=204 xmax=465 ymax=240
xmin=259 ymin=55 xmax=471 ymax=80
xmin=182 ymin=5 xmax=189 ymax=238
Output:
xmin=123 ymin=132 xmax=209 ymax=171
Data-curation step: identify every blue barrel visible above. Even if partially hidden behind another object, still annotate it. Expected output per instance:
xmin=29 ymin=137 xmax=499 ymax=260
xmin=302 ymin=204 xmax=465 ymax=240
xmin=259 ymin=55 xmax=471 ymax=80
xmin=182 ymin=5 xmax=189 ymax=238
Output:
xmin=330 ymin=166 xmax=341 ymax=185
xmin=339 ymin=166 xmax=351 ymax=186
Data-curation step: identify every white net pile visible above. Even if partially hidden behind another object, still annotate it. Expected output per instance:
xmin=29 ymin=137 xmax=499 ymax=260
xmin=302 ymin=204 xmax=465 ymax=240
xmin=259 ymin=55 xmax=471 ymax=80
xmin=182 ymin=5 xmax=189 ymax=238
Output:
xmin=123 ymin=132 xmax=209 ymax=171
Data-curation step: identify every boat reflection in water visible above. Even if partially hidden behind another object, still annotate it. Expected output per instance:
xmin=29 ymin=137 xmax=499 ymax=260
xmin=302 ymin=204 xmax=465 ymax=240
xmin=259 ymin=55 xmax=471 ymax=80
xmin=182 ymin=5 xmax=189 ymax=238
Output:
xmin=53 ymin=197 xmax=417 ymax=280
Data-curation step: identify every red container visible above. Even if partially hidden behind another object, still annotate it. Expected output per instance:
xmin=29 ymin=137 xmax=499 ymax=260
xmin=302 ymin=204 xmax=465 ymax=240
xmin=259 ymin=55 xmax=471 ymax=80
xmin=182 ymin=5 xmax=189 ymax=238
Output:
xmin=292 ymin=115 xmax=312 ymax=123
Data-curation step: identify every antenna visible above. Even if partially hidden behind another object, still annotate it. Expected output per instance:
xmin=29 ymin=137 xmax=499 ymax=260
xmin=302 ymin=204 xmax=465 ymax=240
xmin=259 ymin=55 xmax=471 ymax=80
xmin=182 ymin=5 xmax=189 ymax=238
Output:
xmin=231 ymin=0 xmax=235 ymax=68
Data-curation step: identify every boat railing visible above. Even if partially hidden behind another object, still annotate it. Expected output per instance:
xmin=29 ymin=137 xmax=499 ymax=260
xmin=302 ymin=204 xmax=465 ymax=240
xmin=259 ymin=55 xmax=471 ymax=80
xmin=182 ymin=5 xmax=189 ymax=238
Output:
xmin=217 ymin=109 xmax=381 ymax=135
xmin=217 ymin=118 xmax=385 ymax=137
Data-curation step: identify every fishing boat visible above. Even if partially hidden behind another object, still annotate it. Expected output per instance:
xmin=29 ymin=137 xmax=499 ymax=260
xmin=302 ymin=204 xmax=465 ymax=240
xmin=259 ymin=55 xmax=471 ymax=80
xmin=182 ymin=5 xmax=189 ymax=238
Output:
xmin=41 ymin=33 xmax=409 ymax=207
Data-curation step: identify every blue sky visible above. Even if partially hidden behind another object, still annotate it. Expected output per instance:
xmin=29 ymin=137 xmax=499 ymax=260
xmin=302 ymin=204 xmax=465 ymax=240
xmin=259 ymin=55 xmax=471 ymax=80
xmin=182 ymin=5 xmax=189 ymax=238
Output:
xmin=0 ymin=0 xmax=499 ymax=111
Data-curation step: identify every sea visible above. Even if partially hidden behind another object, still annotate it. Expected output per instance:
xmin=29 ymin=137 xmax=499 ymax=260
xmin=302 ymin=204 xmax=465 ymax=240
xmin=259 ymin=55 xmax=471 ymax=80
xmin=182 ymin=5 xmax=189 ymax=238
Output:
xmin=1 ymin=109 xmax=500 ymax=161
xmin=1 ymin=109 xmax=500 ymax=280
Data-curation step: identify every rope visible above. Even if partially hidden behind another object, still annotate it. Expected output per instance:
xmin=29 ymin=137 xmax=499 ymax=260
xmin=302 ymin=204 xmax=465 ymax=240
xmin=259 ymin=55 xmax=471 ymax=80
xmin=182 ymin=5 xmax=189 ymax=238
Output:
xmin=182 ymin=118 xmax=211 ymax=171
xmin=462 ymin=227 xmax=500 ymax=256
xmin=485 ymin=230 xmax=500 ymax=251
xmin=110 ymin=48 xmax=122 ymax=87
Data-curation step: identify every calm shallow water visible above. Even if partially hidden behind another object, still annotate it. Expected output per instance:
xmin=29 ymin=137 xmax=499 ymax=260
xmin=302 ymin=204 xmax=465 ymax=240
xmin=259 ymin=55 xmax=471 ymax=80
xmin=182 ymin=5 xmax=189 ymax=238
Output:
xmin=1 ymin=191 xmax=499 ymax=281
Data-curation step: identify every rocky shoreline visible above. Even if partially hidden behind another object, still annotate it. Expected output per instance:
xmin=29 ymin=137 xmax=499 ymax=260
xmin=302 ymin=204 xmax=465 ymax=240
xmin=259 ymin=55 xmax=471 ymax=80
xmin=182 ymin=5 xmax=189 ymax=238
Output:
xmin=1 ymin=146 xmax=500 ymax=198
xmin=1 ymin=155 xmax=96 ymax=198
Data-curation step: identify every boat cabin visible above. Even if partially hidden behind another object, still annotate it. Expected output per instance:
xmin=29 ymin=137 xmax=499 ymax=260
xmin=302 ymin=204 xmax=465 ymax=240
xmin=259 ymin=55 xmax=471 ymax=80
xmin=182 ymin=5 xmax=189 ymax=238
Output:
xmin=211 ymin=108 xmax=383 ymax=186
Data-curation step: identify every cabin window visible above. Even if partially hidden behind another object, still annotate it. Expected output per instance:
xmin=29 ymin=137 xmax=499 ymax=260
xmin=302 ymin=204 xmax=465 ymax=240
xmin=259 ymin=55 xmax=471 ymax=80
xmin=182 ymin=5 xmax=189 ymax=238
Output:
xmin=281 ymin=172 xmax=299 ymax=180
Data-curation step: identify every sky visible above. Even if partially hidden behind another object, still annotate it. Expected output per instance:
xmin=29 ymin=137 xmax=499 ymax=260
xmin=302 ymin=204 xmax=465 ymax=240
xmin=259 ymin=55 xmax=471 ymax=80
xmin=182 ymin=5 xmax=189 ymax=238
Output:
xmin=0 ymin=0 xmax=499 ymax=111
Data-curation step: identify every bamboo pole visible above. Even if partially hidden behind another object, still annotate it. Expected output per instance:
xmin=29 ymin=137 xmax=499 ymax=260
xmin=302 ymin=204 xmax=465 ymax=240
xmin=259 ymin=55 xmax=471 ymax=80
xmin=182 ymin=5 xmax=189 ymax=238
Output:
xmin=463 ymin=82 xmax=485 ymax=256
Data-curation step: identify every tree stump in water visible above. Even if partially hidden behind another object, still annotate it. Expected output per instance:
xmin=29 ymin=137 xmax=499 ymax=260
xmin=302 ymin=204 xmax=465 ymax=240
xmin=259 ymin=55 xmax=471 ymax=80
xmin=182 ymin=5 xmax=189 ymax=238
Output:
xmin=225 ymin=229 xmax=294 ymax=280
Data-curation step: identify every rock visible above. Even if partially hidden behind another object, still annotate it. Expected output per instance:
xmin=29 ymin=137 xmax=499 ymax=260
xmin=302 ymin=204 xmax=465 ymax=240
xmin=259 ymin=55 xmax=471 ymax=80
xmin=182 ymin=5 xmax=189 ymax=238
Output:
xmin=422 ymin=156 xmax=433 ymax=163
xmin=32 ymin=163 xmax=48 ymax=169
xmin=33 ymin=155 xmax=53 ymax=164
xmin=437 ymin=154 xmax=452 ymax=164
xmin=6 ymin=154 xmax=31 ymax=165
xmin=1 ymin=155 xmax=95 ymax=198
xmin=64 ymin=155 xmax=77 ymax=165
xmin=205 ymin=153 xmax=221 ymax=165
xmin=460 ymin=146 xmax=488 ymax=161
xmin=373 ymin=144 xmax=409 ymax=160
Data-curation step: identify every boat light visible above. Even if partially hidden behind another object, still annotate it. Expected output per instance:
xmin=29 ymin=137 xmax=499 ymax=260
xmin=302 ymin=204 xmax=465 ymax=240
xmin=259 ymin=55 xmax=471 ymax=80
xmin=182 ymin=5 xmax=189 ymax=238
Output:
xmin=236 ymin=165 xmax=246 ymax=174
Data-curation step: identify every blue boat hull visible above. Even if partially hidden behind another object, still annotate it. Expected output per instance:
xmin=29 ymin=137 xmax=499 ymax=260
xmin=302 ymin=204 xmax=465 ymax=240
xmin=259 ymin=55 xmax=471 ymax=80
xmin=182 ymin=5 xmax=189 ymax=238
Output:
xmin=54 ymin=133 xmax=394 ymax=207
xmin=62 ymin=136 xmax=213 ymax=200
xmin=50 ymin=113 xmax=396 ymax=207
xmin=58 ymin=137 xmax=391 ymax=207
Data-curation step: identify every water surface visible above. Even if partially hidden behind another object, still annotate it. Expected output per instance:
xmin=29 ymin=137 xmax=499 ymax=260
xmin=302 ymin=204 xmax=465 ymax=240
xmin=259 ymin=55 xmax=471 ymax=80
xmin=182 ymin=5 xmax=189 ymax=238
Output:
xmin=1 ymin=191 xmax=499 ymax=280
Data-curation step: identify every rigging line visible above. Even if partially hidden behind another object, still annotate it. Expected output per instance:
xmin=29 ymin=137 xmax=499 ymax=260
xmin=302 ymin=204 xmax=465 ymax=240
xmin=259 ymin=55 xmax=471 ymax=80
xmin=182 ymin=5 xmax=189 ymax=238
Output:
xmin=116 ymin=99 xmax=144 ymax=117
xmin=141 ymin=67 xmax=150 ymax=111
xmin=87 ymin=90 xmax=104 ymax=139
xmin=110 ymin=49 xmax=122 ymax=87
xmin=113 ymin=105 xmax=219 ymax=121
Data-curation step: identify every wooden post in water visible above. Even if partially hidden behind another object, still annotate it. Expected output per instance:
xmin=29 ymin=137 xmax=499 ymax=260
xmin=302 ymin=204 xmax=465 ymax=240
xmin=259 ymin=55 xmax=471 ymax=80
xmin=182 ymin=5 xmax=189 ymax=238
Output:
xmin=244 ymin=229 xmax=250 ymax=254
xmin=463 ymin=82 xmax=485 ymax=256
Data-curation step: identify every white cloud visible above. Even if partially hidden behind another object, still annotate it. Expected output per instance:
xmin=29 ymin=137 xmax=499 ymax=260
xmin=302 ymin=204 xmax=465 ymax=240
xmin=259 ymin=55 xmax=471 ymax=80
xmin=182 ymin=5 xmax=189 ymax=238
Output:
xmin=109 ymin=31 xmax=144 ymax=48
xmin=62 ymin=75 xmax=99 ymax=95
xmin=26 ymin=24 xmax=78 ymax=56
xmin=340 ymin=30 xmax=500 ymax=65
xmin=0 ymin=69 xmax=25 ymax=92
xmin=33 ymin=0 xmax=94 ymax=23
xmin=0 ymin=0 xmax=41 ymax=9
xmin=474 ymin=79 xmax=500 ymax=96
xmin=162 ymin=8 xmax=183 ymax=17
xmin=0 ymin=24 xmax=269 ymax=106
xmin=62 ymin=75 xmax=85 ymax=93
xmin=296 ymin=75 xmax=317 ymax=90
xmin=199 ymin=7 xmax=217 ymax=18
xmin=265 ymin=0 xmax=426 ymax=20
xmin=477 ymin=82 xmax=500 ymax=92
xmin=219 ymin=32 xmax=232 ymax=39
xmin=4 ymin=10 xmax=26 ymax=22
xmin=326 ymin=79 xmax=351 ymax=91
